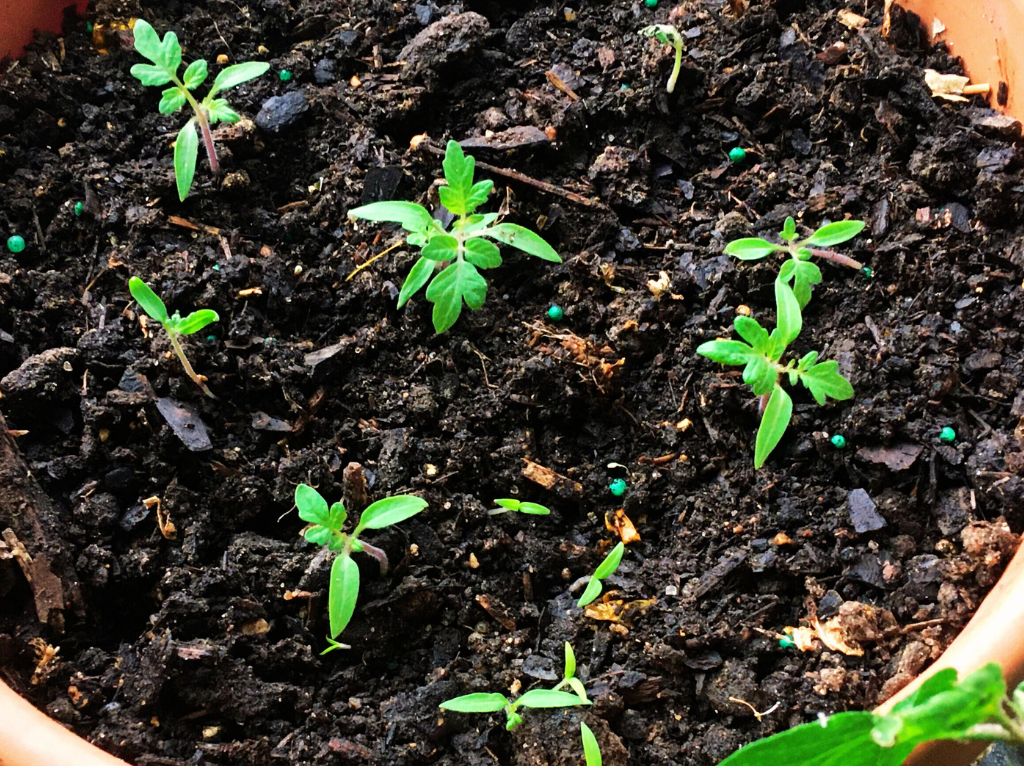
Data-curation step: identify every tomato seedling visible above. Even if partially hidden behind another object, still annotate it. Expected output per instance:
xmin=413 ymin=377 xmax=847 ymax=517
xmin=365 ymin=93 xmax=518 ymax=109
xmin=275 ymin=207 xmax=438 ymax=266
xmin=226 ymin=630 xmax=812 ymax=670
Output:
xmin=348 ymin=140 xmax=562 ymax=333
xmin=697 ymin=279 xmax=853 ymax=469
xmin=130 ymin=19 xmax=269 ymax=200
xmin=581 ymin=722 xmax=603 ymax=767
xmin=488 ymin=498 xmax=551 ymax=516
xmin=640 ymin=24 xmax=684 ymax=94
xmin=578 ymin=541 xmax=626 ymax=607
xmin=294 ymin=483 xmax=427 ymax=653
xmin=725 ymin=217 xmax=866 ymax=308
xmin=128 ymin=276 xmax=219 ymax=397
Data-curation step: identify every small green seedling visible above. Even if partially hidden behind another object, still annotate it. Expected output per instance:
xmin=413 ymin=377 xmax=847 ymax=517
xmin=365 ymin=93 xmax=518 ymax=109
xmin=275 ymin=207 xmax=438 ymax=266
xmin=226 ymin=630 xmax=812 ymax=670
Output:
xmin=294 ymin=483 xmax=427 ymax=653
xmin=440 ymin=649 xmax=590 ymax=731
xmin=640 ymin=24 xmax=684 ymax=94
xmin=721 ymin=663 xmax=1024 ymax=766
xmin=348 ymin=140 xmax=562 ymax=334
xmin=581 ymin=722 xmax=603 ymax=767
xmin=578 ymin=541 xmax=625 ymax=608
xmin=128 ymin=276 xmax=219 ymax=397
xmin=488 ymin=498 xmax=551 ymax=516
xmin=697 ymin=280 xmax=853 ymax=469
xmin=130 ymin=19 xmax=269 ymax=201
xmin=554 ymin=642 xmax=590 ymax=703
xmin=725 ymin=217 xmax=866 ymax=307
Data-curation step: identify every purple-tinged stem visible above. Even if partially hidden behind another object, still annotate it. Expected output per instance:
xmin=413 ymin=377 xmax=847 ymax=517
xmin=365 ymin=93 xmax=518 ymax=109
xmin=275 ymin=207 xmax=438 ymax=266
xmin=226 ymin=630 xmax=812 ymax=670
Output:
xmin=359 ymin=541 xmax=390 ymax=575
xmin=807 ymin=247 xmax=863 ymax=270
xmin=196 ymin=112 xmax=220 ymax=176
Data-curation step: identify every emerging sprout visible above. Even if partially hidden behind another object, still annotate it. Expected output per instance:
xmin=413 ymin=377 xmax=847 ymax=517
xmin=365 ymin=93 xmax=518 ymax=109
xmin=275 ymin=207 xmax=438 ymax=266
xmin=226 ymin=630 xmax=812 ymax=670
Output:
xmin=294 ymin=483 xmax=427 ymax=653
xmin=578 ymin=541 xmax=626 ymax=607
xmin=128 ymin=276 xmax=218 ymax=397
xmin=348 ymin=140 xmax=562 ymax=334
xmin=697 ymin=279 xmax=853 ymax=468
xmin=725 ymin=216 xmax=867 ymax=307
xmin=440 ymin=643 xmax=590 ymax=730
xmin=488 ymin=498 xmax=551 ymax=516
xmin=640 ymin=24 xmax=684 ymax=94
xmin=130 ymin=19 xmax=269 ymax=200
xmin=581 ymin=722 xmax=603 ymax=767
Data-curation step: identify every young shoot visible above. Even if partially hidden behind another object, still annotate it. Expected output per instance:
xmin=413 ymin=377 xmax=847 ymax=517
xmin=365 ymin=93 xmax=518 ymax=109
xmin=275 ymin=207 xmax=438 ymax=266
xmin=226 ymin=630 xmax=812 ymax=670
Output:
xmin=581 ymin=722 xmax=603 ymax=767
xmin=722 ymin=664 xmax=1024 ymax=766
xmin=348 ymin=140 xmax=562 ymax=334
xmin=577 ymin=541 xmax=625 ymax=608
xmin=725 ymin=217 xmax=866 ymax=307
xmin=130 ymin=19 xmax=269 ymax=201
xmin=640 ymin=25 xmax=684 ymax=94
xmin=294 ymin=483 xmax=427 ymax=653
xmin=128 ymin=276 xmax=219 ymax=397
xmin=554 ymin=642 xmax=590 ymax=703
xmin=488 ymin=498 xmax=551 ymax=516
xmin=697 ymin=279 xmax=853 ymax=469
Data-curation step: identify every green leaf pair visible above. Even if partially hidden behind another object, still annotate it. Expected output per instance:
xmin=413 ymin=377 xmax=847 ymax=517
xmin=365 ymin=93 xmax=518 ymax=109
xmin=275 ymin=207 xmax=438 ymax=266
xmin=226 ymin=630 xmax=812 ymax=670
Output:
xmin=348 ymin=140 xmax=562 ymax=334
xmin=489 ymin=498 xmax=551 ymax=516
xmin=577 ymin=541 xmax=626 ymax=607
xmin=131 ymin=19 xmax=269 ymax=200
xmin=721 ymin=664 xmax=1021 ymax=766
xmin=440 ymin=642 xmax=590 ymax=731
xmin=294 ymin=483 xmax=427 ymax=645
xmin=725 ymin=216 xmax=866 ymax=308
xmin=697 ymin=279 xmax=853 ymax=468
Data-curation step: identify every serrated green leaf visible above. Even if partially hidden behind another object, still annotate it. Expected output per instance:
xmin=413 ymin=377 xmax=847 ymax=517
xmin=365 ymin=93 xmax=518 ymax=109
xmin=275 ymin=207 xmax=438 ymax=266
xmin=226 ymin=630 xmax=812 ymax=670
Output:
xmin=774 ymin=278 xmax=802 ymax=347
xmin=353 ymin=494 xmax=427 ymax=535
xmin=328 ymin=501 xmax=347 ymax=530
xmin=348 ymin=201 xmax=436 ymax=236
xmin=398 ymin=256 xmax=435 ymax=308
xmin=798 ymin=359 xmax=853 ymax=406
xmin=205 ymin=97 xmax=240 ymax=124
xmin=720 ymin=712 xmax=910 ymax=766
xmin=328 ymin=553 xmax=359 ymax=638
xmin=494 ymin=498 xmax=521 ymax=511
xmin=724 ymin=237 xmax=781 ymax=261
xmin=438 ymin=140 xmax=477 ymax=215
xmin=174 ymin=120 xmax=199 ymax=201
xmin=422 ymin=234 xmax=459 ymax=262
xmin=209 ymin=61 xmax=270 ymax=96
xmin=131 ymin=20 xmax=164 ymax=64
xmin=425 ymin=260 xmax=487 ymax=333
xmin=594 ymin=541 xmax=625 ymax=579
xmin=696 ymin=339 xmax=756 ymax=367
xmin=295 ymin=483 xmax=330 ymax=525
xmin=440 ymin=692 xmax=510 ymax=713
xmin=464 ymin=238 xmax=502 ymax=268
xmin=488 ymin=223 xmax=561 ymax=262
xmin=304 ymin=525 xmax=343 ymax=549
xmin=577 ymin=578 xmax=603 ymax=607
xmin=564 ymin=642 xmax=576 ymax=679
xmin=515 ymin=689 xmax=590 ymax=710
xmin=457 ymin=212 xmax=500 ymax=236
xmin=742 ymin=355 xmax=777 ymax=396
xmin=128 ymin=277 xmax=169 ymax=323
xmin=158 ymin=86 xmax=187 ymax=115
xmin=734 ymin=315 xmax=771 ymax=354
xmin=790 ymin=260 xmax=823 ymax=308
xmin=130 ymin=63 xmax=173 ymax=86
xmin=780 ymin=216 xmax=798 ymax=242
xmin=754 ymin=385 xmax=792 ymax=469
xmin=805 ymin=220 xmax=866 ymax=247
xmin=171 ymin=309 xmax=219 ymax=335
xmin=518 ymin=502 xmax=550 ymax=516
xmin=157 ymin=30 xmax=182 ymax=73
xmin=182 ymin=59 xmax=208 ymax=89
xmin=581 ymin=722 xmax=602 ymax=767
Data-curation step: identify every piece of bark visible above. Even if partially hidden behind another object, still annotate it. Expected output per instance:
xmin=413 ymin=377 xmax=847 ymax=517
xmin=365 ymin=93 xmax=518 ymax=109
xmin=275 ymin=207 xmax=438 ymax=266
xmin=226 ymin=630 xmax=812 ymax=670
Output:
xmin=0 ymin=410 xmax=81 ymax=631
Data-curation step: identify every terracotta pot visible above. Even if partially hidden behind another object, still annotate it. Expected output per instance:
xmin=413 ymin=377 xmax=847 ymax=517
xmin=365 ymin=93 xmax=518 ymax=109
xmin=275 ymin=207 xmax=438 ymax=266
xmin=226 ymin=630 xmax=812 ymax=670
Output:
xmin=896 ymin=0 xmax=1024 ymax=117
xmin=0 ymin=1 xmax=1021 ymax=765
xmin=0 ymin=0 xmax=88 ymax=60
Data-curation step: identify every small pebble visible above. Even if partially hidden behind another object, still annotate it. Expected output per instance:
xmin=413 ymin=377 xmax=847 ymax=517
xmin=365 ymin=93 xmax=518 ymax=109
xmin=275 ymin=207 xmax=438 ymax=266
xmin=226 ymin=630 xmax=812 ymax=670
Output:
xmin=212 ymin=264 xmax=221 ymax=272
xmin=728 ymin=147 xmax=747 ymax=163
xmin=73 ymin=201 xmax=85 ymax=217
xmin=939 ymin=426 xmax=956 ymax=444
xmin=6 ymin=235 xmax=25 ymax=253
xmin=547 ymin=304 xmax=564 ymax=321
xmin=830 ymin=434 xmax=846 ymax=449
xmin=862 ymin=266 xmax=874 ymax=279
xmin=205 ymin=334 xmax=216 ymax=342
xmin=609 ymin=478 xmax=627 ymax=497
xmin=278 ymin=69 xmax=293 ymax=82
xmin=216 ymin=53 xmax=229 ymax=65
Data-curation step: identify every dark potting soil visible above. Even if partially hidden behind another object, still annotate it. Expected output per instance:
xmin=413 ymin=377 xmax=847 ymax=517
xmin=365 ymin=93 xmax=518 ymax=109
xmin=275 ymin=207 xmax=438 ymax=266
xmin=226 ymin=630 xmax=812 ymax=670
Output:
xmin=2 ymin=0 xmax=1023 ymax=764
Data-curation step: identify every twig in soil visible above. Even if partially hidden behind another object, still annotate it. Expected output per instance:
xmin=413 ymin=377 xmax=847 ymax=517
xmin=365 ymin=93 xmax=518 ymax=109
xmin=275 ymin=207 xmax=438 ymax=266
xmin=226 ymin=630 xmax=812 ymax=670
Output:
xmin=418 ymin=140 xmax=607 ymax=210
xmin=345 ymin=238 xmax=404 ymax=281
xmin=467 ymin=343 xmax=498 ymax=389
xmin=729 ymin=697 xmax=781 ymax=722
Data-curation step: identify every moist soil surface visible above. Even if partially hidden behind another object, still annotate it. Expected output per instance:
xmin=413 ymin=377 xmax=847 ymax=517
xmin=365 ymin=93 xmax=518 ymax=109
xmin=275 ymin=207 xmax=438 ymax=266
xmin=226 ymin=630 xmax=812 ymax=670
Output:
xmin=2 ymin=0 xmax=1024 ymax=764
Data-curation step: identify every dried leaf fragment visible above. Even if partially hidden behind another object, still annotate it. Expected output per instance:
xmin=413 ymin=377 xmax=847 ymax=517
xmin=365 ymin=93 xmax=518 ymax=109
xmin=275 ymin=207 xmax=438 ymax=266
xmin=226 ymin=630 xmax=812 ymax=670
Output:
xmin=605 ymin=508 xmax=641 ymax=544
xmin=837 ymin=9 xmax=869 ymax=29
